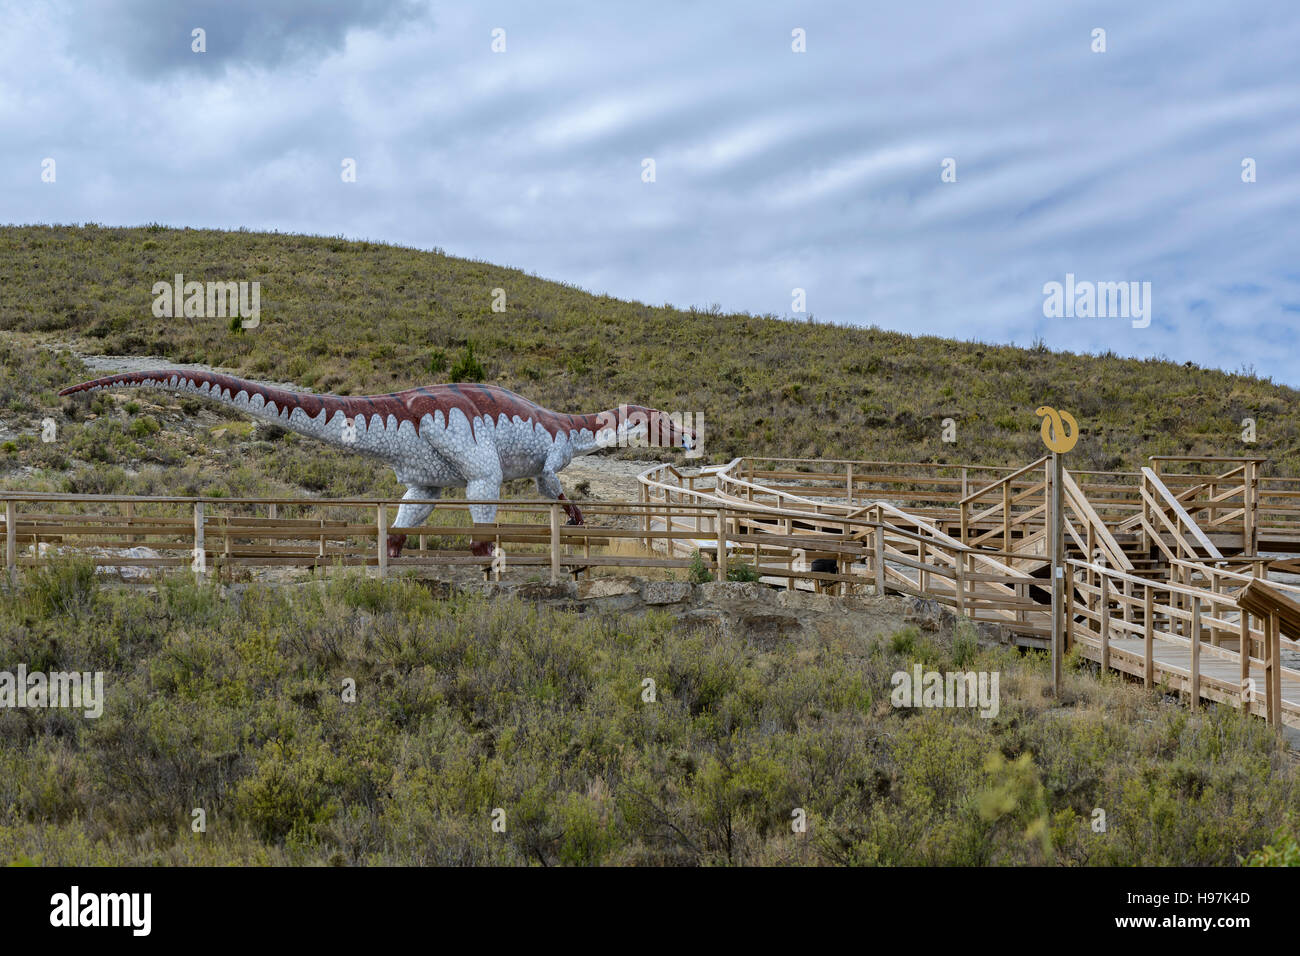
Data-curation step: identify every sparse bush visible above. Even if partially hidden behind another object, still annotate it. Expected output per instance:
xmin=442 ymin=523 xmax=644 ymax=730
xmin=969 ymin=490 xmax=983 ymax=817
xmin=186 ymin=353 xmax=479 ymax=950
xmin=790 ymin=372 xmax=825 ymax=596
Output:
xmin=1245 ymin=829 xmax=1300 ymax=866
xmin=128 ymin=415 xmax=160 ymax=438
xmin=726 ymin=562 xmax=759 ymax=582
xmin=450 ymin=343 xmax=485 ymax=383
xmin=21 ymin=556 xmax=98 ymax=620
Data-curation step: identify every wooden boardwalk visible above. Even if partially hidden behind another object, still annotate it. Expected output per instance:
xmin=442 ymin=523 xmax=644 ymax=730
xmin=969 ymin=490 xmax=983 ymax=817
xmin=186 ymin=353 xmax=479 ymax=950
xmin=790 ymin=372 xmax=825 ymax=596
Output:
xmin=6 ymin=452 xmax=1300 ymax=728
xmin=639 ymin=456 xmax=1300 ymax=729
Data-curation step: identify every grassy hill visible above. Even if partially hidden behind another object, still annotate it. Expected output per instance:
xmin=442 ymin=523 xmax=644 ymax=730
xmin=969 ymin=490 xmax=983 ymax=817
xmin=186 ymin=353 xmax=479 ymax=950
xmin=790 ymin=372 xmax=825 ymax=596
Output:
xmin=3 ymin=223 xmax=1299 ymax=487
xmin=3 ymin=224 xmax=1300 ymax=867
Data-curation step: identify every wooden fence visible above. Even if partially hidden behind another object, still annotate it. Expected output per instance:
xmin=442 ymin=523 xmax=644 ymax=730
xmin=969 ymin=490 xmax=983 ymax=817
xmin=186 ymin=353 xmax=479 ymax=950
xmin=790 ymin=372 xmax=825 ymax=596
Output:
xmin=8 ymin=453 xmax=1300 ymax=727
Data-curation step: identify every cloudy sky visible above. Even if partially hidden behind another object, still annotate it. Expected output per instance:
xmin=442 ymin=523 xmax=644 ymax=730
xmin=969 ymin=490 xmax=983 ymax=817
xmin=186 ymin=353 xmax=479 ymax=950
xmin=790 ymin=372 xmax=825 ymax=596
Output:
xmin=2 ymin=1 xmax=1298 ymax=382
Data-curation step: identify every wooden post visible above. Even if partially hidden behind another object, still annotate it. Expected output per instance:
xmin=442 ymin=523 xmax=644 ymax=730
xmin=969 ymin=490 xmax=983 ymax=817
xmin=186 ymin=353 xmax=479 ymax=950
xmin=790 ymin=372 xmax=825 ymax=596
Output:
xmin=846 ymin=464 xmax=853 ymax=507
xmin=376 ymin=503 xmax=388 ymax=578
xmin=1239 ymin=609 xmax=1251 ymax=711
xmin=1063 ymin=567 xmax=1074 ymax=650
xmin=1086 ymin=524 xmax=1096 ymax=592
xmin=550 ymin=503 xmax=561 ymax=584
xmin=1270 ymin=609 xmax=1282 ymax=727
xmin=838 ymin=519 xmax=848 ymax=598
xmin=1099 ymin=573 xmax=1110 ymax=673
xmin=193 ymin=501 xmax=205 ymax=575
xmin=1265 ymin=610 xmax=1279 ymax=727
xmin=1208 ymin=569 xmax=1220 ymax=646
xmin=5 ymin=500 xmax=15 ymax=575
xmin=715 ymin=508 xmax=727 ymax=579
xmin=1002 ymin=480 xmax=1011 ymax=553
xmin=1246 ymin=460 xmax=1258 ymax=555
xmin=874 ymin=513 xmax=885 ymax=596
xmin=1143 ymin=586 xmax=1154 ymax=688
xmin=1139 ymin=471 xmax=1148 ymax=556
xmin=1190 ymin=597 xmax=1201 ymax=711
xmin=641 ymin=483 xmax=650 ymax=553
xmin=954 ymin=550 xmax=965 ymax=616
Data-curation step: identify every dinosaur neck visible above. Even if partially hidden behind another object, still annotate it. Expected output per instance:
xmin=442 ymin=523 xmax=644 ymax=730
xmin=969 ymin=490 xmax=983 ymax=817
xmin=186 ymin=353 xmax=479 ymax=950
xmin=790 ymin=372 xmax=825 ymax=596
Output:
xmin=568 ymin=411 xmax=617 ymax=455
xmin=567 ymin=405 xmax=664 ymax=455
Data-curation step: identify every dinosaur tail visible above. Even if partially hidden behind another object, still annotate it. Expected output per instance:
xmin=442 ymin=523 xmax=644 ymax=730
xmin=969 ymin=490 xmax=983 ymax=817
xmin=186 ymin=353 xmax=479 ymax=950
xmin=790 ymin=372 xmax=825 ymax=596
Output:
xmin=58 ymin=369 xmax=387 ymax=453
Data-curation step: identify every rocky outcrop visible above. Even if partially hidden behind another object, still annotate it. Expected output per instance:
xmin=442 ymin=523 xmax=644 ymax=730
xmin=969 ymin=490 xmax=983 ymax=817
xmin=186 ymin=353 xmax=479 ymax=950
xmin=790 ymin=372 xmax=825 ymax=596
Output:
xmin=433 ymin=575 xmax=983 ymax=647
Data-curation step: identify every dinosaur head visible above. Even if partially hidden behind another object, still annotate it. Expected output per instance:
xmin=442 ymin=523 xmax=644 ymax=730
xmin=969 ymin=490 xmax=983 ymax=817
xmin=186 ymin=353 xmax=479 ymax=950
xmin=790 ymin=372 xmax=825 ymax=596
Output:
xmin=599 ymin=404 xmax=698 ymax=454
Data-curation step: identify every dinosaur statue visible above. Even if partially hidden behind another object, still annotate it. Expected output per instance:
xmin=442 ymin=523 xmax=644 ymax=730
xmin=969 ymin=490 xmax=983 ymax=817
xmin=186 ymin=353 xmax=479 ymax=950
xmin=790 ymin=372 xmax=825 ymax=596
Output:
xmin=59 ymin=370 xmax=696 ymax=557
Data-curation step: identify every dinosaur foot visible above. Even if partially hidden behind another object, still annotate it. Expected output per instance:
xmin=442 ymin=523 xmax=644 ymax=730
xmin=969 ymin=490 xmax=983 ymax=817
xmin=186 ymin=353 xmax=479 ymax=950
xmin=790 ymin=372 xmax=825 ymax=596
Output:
xmin=558 ymin=496 xmax=584 ymax=526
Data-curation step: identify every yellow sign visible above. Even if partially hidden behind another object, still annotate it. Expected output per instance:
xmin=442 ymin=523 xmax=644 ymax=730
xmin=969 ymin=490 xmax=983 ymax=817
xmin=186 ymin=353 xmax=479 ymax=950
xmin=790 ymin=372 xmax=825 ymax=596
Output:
xmin=1035 ymin=406 xmax=1079 ymax=454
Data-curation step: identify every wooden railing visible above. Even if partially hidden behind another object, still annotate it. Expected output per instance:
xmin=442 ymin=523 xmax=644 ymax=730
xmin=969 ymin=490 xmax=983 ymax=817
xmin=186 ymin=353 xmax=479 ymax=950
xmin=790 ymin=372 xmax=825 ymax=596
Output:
xmin=955 ymin=460 xmax=1133 ymax=577
xmin=9 ymin=455 xmax=1300 ymax=728
xmin=1 ymin=491 xmax=737 ymax=583
xmin=1133 ymin=466 xmax=1225 ymax=565
xmin=641 ymin=460 xmax=1052 ymax=632
xmin=957 ymin=456 xmax=1050 ymax=557
xmin=1120 ymin=457 xmax=1261 ymax=553
xmin=1066 ymin=557 xmax=1299 ymax=726
xmin=645 ymin=454 xmax=1300 ymax=554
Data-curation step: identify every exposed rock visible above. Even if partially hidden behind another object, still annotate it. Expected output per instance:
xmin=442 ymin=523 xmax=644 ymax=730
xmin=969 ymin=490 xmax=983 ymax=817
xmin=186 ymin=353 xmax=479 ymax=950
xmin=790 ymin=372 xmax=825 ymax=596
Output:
xmin=903 ymin=597 xmax=955 ymax=632
xmin=507 ymin=581 xmax=578 ymax=601
xmin=641 ymin=581 xmax=694 ymax=605
xmin=698 ymin=580 xmax=767 ymax=603
xmin=737 ymin=613 xmax=802 ymax=648
xmin=578 ymin=578 xmax=640 ymax=600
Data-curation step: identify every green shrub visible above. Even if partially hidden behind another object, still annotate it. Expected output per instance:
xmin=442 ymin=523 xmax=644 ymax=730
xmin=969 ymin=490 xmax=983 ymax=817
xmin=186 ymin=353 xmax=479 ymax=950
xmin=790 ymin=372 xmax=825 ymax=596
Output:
xmin=21 ymin=556 xmax=98 ymax=619
xmin=1244 ymin=828 xmax=1300 ymax=866
xmin=127 ymin=415 xmax=161 ymax=438
xmin=726 ymin=563 xmax=760 ymax=582
xmin=450 ymin=343 xmax=485 ymax=382
xmin=688 ymin=550 xmax=713 ymax=584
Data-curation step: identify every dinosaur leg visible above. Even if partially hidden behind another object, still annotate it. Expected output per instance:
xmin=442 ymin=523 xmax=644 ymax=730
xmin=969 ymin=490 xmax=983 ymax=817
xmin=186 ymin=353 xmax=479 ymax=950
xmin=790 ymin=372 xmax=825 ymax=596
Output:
xmin=388 ymin=486 xmax=441 ymax=558
xmin=465 ymin=475 xmax=503 ymax=556
xmin=536 ymin=471 xmax=584 ymax=525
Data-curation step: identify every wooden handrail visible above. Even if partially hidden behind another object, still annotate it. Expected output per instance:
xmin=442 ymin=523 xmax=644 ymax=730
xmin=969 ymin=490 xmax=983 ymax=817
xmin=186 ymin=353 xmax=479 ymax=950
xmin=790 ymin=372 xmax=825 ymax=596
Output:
xmin=1141 ymin=467 xmax=1224 ymax=560
xmin=958 ymin=456 xmax=1049 ymax=507
xmin=1061 ymin=468 xmax=1134 ymax=571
